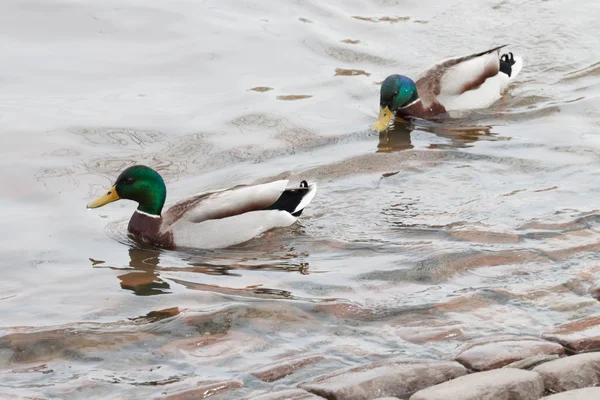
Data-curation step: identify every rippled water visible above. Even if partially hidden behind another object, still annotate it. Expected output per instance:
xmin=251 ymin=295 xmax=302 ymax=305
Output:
xmin=1 ymin=0 xmax=600 ymax=398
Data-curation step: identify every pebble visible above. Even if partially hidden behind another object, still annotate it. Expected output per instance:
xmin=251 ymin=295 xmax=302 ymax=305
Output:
xmin=533 ymin=352 xmax=600 ymax=392
xmin=455 ymin=335 xmax=564 ymax=371
xmin=540 ymin=387 xmax=600 ymax=399
xmin=300 ymin=358 xmax=466 ymax=400
xmin=409 ymin=368 xmax=544 ymax=400
xmin=542 ymin=316 xmax=600 ymax=352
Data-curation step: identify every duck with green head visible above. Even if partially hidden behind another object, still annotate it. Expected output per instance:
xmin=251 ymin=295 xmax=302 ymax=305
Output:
xmin=372 ymin=45 xmax=523 ymax=131
xmin=87 ymin=165 xmax=317 ymax=249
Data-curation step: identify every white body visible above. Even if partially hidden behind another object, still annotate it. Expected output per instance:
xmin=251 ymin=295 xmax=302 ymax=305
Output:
xmin=422 ymin=50 xmax=523 ymax=111
xmin=169 ymin=179 xmax=317 ymax=249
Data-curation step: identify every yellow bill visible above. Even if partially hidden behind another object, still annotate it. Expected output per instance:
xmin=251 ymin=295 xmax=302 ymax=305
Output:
xmin=371 ymin=106 xmax=393 ymax=132
xmin=87 ymin=186 xmax=119 ymax=209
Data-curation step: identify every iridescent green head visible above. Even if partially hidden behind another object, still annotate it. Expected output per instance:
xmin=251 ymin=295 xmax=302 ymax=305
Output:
xmin=372 ymin=74 xmax=419 ymax=132
xmin=87 ymin=165 xmax=167 ymax=216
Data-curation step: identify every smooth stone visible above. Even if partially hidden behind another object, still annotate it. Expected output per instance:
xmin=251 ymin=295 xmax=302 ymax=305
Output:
xmin=163 ymin=380 xmax=243 ymax=400
xmin=249 ymin=354 xmax=324 ymax=382
xmin=248 ymin=389 xmax=326 ymax=400
xmin=503 ymin=354 xmax=560 ymax=370
xmin=0 ymin=328 xmax=157 ymax=364
xmin=540 ymin=388 xmax=600 ymax=399
xmin=395 ymin=325 xmax=464 ymax=344
xmin=533 ymin=352 xmax=600 ymax=392
xmin=409 ymin=368 xmax=544 ymax=400
xmin=300 ymin=358 xmax=467 ymax=400
xmin=542 ymin=316 xmax=600 ymax=352
xmin=455 ymin=335 xmax=564 ymax=371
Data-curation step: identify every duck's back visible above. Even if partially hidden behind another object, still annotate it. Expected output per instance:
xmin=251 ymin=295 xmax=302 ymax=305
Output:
xmin=415 ymin=46 xmax=523 ymax=112
xmin=163 ymin=179 xmax=317 ymax=249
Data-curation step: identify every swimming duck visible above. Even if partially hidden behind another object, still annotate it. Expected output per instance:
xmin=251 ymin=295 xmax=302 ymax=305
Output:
xmin=372 ymin=45 xmax=523 ymax=131
xmin=87 ymin=165 xmax=317 ymax=249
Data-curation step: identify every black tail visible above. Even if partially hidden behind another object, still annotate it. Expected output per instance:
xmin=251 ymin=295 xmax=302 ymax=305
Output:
xmin=266 ymin=180 xmax=311 ymax=217
xmin=499 ymin=52 xmax=515 ymax=77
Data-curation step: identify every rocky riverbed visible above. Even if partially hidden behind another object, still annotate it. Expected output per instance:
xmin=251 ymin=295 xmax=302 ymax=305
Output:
xmin=4 ymin=310 xmax=600 ymax=399
xmin=187 ymin=317 xmax=600 ymax=399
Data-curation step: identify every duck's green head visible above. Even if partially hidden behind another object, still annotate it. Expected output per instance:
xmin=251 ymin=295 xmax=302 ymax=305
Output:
xmin=87 ymin=165 xmax=167 ymax=216
xmin=372 ymin=74 xmax=419 ymax=132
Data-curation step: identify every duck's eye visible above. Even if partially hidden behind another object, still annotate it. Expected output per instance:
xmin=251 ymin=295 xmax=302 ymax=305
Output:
xmin=124 ymin=177 xmax=135 ymax=184
xmin=394 ymin=91 xmax=399 ymax=97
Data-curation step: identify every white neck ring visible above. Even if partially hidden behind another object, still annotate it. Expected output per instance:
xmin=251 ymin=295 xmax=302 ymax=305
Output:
xmin=135 ymin=209 xmax=161 ymax=219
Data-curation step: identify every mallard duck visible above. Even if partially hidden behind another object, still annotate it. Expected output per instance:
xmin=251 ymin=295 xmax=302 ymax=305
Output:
xmin=372 ymin=45 xmax=523 ymax=131
xmin=87 ymin=165 xmax=317 ymax=249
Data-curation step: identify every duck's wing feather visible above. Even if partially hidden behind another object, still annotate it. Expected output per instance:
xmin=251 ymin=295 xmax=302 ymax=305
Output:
xmin=415 ymin=45 xmax=507 ymax=107
xmin=163 ymin=180 xmax=290 ymax=226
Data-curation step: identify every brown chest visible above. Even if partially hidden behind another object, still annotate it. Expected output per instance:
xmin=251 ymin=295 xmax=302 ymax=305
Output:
xmin=128 ymin=211 xmax=175 ymax=249
xmin=396 ymin=100 xmax=447 ymax=120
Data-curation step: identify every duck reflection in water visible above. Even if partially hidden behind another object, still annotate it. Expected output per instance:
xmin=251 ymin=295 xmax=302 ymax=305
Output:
xmin=377 ymin=122 xmax=414 ymax=152
xmin=90 ymin=246 xmax=172 ymax=296
xmin=118 ymin=247 xmax=170 ymax=296
xmin=90 ymin=236 xmax=312 ymax=296
xmin=377 ymin=120 xmax=495 ymax=153
xmin=90 ymin=247 xmax=239 ymax=296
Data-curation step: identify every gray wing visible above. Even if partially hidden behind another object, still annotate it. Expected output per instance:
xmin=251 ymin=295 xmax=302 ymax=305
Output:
xmin=162 ymin=180 xmax=289 ymax=226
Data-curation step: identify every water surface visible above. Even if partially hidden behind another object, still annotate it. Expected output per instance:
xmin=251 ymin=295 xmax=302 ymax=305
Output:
xmin=1 ymin=0 xmax=600 ymax=398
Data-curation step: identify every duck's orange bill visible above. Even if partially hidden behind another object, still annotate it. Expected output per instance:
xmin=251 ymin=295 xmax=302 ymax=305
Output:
xmin=372 ymin=106 xmax=392 ymax=132
xmin=87 ymin=186 xmax=119 ymax=209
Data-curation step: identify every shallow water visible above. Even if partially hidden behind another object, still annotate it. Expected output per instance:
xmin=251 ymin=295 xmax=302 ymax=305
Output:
xmin=1 ymin=0 xmax=600 ymax=397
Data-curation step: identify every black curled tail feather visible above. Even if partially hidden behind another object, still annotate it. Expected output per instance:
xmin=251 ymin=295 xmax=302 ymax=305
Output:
xmin=499 ymin=52 xmax=515 ymax=77
xmin=265 ymin=180 xmax=311 ymax=216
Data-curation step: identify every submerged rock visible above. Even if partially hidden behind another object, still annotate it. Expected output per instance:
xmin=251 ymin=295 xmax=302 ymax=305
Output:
xmin=162 ymin=380 xmax=243 ymax=400
xmin=409 ymin=368 xmax=544 ymax=400
xmin=249 ymin=353 xmax=324 ymax=382
xmin=533 ymin=352 xmax=600 ymax=392
xmin=454 ymin=335 xmax=564 ymax=371
xmin=300 ymin=357 xmax=466 ymax=400
xmin=0 ymin=328 xmax=157 ymax=365
xmin=503 ymin=354 xmax=561 ymax=370
xmin=248 ymin=389 xmax=325 ymax=400
xmin=542 ymin=316 xmax=600 ymax=352
xmin=389 ymin=314 xmax=464 ymax=344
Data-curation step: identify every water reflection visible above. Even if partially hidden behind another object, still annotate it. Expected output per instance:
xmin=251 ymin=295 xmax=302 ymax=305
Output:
xmin=92 ymin=237 xmax=313 ymax=297
xmin=377 ymin=123 xmax=414 ymax=152
xmin=91 ymin=247 xmax=171 ymax=296
xmin=118 ymin=248 xmax=171 ymax=296
xmin=376 ymin=121 xmax=498 ymax=153
xmin=423 ymin=123 xmax=495 ymax=150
